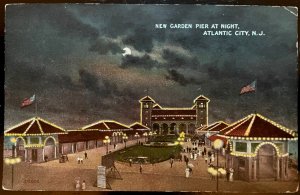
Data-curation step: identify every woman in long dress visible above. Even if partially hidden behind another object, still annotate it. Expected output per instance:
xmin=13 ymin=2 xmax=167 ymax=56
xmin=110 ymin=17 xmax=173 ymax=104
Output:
xmin=185 ymin=167 xmax=190 ymax=178
xmin=229 ymin=168 xmax=234 ymax=181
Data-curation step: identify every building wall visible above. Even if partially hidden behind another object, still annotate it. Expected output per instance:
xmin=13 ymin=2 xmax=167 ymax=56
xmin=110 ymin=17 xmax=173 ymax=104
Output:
xmin=61 ymin=143 xmax=73 ymax=154
xmin=88 ymin=140 xmax=96 ymax=149
xmin=76 ymin=142 xmax=85 ymax=152
xmin=26 ymin=148 xmax=44 ymax=163
xmin=227 ymin=154 xmax=289 ymax=182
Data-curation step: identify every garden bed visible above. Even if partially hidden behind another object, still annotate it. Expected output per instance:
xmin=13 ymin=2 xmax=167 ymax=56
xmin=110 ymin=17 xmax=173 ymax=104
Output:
xmin=114 ymin=145 xmax=182 ymax=164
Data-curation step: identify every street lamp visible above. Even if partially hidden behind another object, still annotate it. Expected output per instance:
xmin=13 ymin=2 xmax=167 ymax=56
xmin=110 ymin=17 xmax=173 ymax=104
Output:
xmin=143 ymin=132 xmax=148 ymax=142
xmin=177 ymin=137 xmax=184 ymax=145
xmin=134 ymin=132 xmax=140 ymax=144
xmin=148 ymin=131 xmax=153 ymax=141
xmin=213 ymin=139 xmax=224 ymax=192
xmin=103 ymin=136 xmax=111 ymax=154
xmin=122 ymin=133 xmax=128 ymax=148
xmin=5 ymin=137 xmax=21 ymax=189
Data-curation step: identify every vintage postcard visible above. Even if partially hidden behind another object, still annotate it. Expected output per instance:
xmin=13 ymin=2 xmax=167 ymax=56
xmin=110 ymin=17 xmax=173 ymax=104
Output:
xmin=3 ymin=4 xmax=298 ymax=192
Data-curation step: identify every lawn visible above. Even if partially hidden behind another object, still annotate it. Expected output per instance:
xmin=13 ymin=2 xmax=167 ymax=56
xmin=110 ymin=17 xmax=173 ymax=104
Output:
xmin=149 ymin=135 xmax=178 ymax=142
xmin=114 ymin=145 xmax=182 ymax=164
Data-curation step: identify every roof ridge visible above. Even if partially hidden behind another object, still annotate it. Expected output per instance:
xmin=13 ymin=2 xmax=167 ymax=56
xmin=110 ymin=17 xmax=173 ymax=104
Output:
xmin=224 ymin=115 xmax=253 ymax=135
xmin=38 ymin=117 xmax=65 ymax=132
xmin=36 ymin=119 xmax=44 ymax=134
xmin=23 ymin=120 xmax=36 ymax=135
xmin=130 ymin=122 xmax=150 ymax=129
xmin=219 ymin=114 xmax=253 ymax=134
xmin=103 ymin=122 xmax=110 ymax=130
xmin=193 ymin=95 xmax=210 ymax=103
xmin=139 ymin=96 xmax=155 ymax=103
xmin=256 ymin=113 xmax=296 ymax=137
xmin=244 ymin=115 xmax=256 ymax=136
xmin=4 ymin=117 xmax=36 ymax=133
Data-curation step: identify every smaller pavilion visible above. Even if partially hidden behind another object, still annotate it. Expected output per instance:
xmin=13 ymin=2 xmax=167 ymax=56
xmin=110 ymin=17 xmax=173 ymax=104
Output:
xmin=218 ymin=113 xmax=297 ymax=181
xmin=4 ymin=117 xmax=67 ymax=163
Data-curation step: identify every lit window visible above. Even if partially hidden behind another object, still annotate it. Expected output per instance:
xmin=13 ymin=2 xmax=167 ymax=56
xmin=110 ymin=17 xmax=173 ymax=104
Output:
xmin=236 ymin=142 xmax=247 ymax=152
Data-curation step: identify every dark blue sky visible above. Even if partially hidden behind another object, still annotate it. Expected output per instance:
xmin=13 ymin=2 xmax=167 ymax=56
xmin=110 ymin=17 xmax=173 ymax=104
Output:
xmin=4 ymin=5 xmax=298 ymax=130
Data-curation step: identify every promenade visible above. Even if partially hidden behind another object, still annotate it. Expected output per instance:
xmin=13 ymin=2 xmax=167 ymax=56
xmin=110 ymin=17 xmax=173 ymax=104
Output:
xmin=2 ymin=138 xmax=299 ymax=192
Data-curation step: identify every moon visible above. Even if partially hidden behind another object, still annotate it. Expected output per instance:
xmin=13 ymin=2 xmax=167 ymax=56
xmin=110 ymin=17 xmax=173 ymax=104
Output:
xmin=122 ymin=47 xmax=132 ymax=56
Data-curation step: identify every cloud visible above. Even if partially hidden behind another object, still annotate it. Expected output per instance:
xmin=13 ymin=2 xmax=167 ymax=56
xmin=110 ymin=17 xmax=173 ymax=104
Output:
xmin=161 ymin=48 xmax=199 ymax=68
xmin=89 ymin=37 xmax=122 ymax=55
xmin=165 ymin=69 xmax=201 ymax=86
xmin=121 ymin=54 xmax=158 ymax=69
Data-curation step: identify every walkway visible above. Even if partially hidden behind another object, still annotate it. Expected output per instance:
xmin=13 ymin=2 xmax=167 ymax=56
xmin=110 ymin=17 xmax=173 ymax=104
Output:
xmin=2 ymin=138 xmax=299 ymax=192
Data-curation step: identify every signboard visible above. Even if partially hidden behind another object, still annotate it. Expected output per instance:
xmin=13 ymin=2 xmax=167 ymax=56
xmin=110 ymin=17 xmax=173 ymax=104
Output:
xmin=101 ymin=153 xmax=115 ymax=168
xmin=97 ymin=166 xmax=106 ymax=189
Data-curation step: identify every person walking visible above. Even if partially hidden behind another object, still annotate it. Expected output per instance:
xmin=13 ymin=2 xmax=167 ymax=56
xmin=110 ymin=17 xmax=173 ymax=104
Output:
xmin=229 ymin=168 xmax=234 ymax=181
xmin=84 ymin=151 xmax=88 ymax=159
xmin=226 ymin=168 xmax=230 ymax=182
xmin=139 ymin=164 xmax=143 ymax=173
xmin=114 ymin=143 xmax=116 ymax=149
xmin=81 ymin=180 xmax=86 ymax=190
xmin=129 ymin=158 xmax=132 ymax=167
xmin=204 ymin=147 xmax=207 ymax=155
xmin=75 ymin=180 xmax=80 ymax=191
xmin=211 ymin=154 xmax=215 ymax=162
xmin=170 ymin=158 xmax=174 ymax=168
xmin=185 ymin=167 xmax=190 ymax=178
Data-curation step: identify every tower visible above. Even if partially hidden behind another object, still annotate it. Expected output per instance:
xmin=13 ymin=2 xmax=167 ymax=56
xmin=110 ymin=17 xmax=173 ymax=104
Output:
xmin=193 ymin=95 xmax=210 ymax=127
xmin=139 ymin=96 xmax=155 ymax=127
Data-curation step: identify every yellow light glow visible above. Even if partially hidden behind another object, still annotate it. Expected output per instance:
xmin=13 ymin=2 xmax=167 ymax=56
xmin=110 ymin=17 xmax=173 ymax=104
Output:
xmin=10 ymin=137 xmax=17 ymax=143
xmin=4 ymin=158 xmax=10 ymax=165
xmin=213 ymin=139 xmax=224 ymax=149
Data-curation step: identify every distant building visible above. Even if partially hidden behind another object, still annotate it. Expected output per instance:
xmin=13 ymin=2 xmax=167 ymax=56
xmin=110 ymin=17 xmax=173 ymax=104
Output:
xmin=196 ymin=121 xmax=229 ymax=145
xmin=139 ymin=95 xmax=210 ymax=135
xmin=4 ymin=118 xmax=149 ymax=163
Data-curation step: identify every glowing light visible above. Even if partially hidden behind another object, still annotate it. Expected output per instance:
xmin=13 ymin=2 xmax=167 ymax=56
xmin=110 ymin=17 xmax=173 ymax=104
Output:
xmin=10 ymin=137 xmax=17 ymax=143
xmin=213 ymin=139 xmax=224 ymax=149
xmin=4 ymin=158 xmax=10 ymax=165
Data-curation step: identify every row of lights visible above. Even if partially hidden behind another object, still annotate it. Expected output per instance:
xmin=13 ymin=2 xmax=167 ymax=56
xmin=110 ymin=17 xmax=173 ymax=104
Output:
xmin=230 ymin=142 xmax=289 ymax=158
xmin=152 ymin=115 xmax=197 ymax=117
xmin=227 ymin=136 xmax=297 ymax=141
xmin=5 ymin=132 xmax=67 ymax=136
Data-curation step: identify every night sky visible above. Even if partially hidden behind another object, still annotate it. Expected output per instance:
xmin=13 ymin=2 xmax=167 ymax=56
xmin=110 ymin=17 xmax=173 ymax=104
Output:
xmin=4 ymin=5 xmax=298 ymax=132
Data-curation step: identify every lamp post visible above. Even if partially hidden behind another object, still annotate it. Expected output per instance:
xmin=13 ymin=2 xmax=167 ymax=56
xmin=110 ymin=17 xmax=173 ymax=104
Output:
xmin=143 ymin=132 xmax=148 ymax=142
xmin=134 ymin=132 xmax=140 ymax=144
xmin=103 ymin=136 xmax=111 ymax=154
xmin=148 ymin=131 xmax=153 ymax=141
xmin=213 ymin=139 xmax=224 ymax=192
xmin=122 ymin=134 xmax=128 ymax=148
xmin=5 ymin=137 xmax=21 ymax=189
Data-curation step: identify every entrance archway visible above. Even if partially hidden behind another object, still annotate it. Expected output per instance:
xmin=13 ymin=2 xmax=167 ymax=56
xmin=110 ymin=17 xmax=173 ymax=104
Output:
xmin=162 ymin=123 xmax=169 ymax=135
xmin=170 ymin=123 xmax=176 ymax=134
xmin=44 ymin=137 xmax=56 ymax=161
xmin=257 ymin=144 xmax=277 ymax=180
xmin=152 ymin=123 xmax=160 ymax=134
xmin=179 ymin=123 xmax=186 ymax=133
xmin=16 ymin=137 xmax=26 ymax=161
xmin=188 ymin=123 xmax=196 ymax=134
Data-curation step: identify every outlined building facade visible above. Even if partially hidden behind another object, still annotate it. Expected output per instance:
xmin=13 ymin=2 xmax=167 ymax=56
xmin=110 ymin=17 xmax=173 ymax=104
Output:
xmin=139 ymin=95 xmax=210 ymax=135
